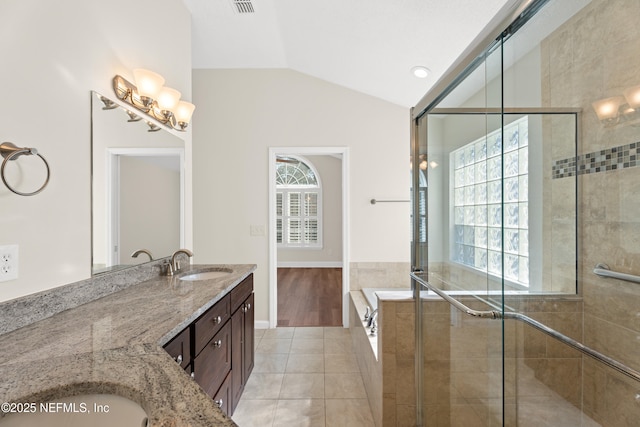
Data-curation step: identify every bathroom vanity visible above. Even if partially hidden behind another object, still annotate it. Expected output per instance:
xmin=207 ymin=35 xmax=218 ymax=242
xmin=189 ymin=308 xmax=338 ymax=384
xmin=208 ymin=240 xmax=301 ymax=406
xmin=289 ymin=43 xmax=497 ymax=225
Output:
xmin=163 ymin=273 xmax=254 ymax=416
xmin=0 ymin=263 xmax=256 ymax=427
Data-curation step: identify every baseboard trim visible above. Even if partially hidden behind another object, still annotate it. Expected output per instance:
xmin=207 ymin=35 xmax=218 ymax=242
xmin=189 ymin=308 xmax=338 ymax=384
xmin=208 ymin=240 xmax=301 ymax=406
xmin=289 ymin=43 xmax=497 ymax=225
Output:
xmin=255 ymin=320 xmax=270 ymax=329
xmin=277 ymin=261 xmax=343 ymax=268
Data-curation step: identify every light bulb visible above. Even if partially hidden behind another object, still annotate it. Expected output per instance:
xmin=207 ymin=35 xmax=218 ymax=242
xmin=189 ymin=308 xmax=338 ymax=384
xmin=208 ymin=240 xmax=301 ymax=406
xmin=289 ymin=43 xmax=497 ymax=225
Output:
xmin=133 ymin=69 xmax=165 ymax=99
xmin=156 ymin=87 xmax=182 ymax=112
xmin=174 ymin=101 xmax=196 ymax=124
xmin=591 ymin=96 xmax=624 ymax=121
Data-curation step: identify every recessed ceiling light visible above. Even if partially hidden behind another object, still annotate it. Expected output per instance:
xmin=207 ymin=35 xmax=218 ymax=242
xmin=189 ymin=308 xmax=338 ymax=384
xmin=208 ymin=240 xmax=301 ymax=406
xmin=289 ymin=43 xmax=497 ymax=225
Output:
xmin=411 ymin=66 xmax=430 ymax=79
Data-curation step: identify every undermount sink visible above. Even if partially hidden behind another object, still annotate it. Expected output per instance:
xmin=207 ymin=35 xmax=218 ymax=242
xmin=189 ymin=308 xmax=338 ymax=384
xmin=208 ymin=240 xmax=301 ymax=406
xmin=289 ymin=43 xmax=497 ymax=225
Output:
xmin=179 ymin=268 xmax=233 ymax=281
xmin=0 ymin=394 xmax=148 ymax=427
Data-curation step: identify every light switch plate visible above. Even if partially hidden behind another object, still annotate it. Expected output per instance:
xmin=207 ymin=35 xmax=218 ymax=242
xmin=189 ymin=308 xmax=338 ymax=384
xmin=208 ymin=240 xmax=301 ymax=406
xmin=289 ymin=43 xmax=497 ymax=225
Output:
xmin=0 ymin=245 xmax=18 ymax=282
xmin=250 ymin=225 xmax=266 ymax=236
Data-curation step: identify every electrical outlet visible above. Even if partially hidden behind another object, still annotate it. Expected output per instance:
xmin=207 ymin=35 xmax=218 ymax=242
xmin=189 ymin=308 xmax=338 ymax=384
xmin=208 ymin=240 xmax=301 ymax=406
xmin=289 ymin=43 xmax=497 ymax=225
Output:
xmin=0 ymin=245 xmax=18 ymax=282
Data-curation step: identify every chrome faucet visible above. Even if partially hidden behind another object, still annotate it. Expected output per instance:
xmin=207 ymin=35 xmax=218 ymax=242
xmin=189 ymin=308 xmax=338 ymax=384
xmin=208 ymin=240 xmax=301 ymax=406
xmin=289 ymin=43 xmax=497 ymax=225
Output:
xmin=131 ymin=249 xmax=153 ymax=261
xmin=366 ymin=309 xmax=378 ymax=328
xmin=166 ymin=249 xmax=193 ymax=276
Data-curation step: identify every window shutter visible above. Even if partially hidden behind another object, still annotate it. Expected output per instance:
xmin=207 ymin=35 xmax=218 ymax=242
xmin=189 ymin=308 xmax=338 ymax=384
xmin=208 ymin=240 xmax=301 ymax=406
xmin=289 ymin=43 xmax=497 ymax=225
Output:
xmin=305 ymin=192 xmax=318 ymax=216
xmin=288 ymin=218 xmax=302 ymax=243
xmin=289 ymin=192 xmax=301 ymax=216
xmin=275 ymin=157 xmax=322 ymax=249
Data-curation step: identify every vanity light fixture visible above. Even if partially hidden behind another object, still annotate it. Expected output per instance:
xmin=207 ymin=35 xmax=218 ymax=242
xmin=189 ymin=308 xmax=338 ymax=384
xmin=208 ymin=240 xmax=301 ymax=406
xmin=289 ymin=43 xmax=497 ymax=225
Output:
xmin=592 ymin=84 xmax=640 ymax=127
xmin=112 ymin=69 xmax=196 ymax=131
xmin=623 ymin=85 xmax=640 ymax=109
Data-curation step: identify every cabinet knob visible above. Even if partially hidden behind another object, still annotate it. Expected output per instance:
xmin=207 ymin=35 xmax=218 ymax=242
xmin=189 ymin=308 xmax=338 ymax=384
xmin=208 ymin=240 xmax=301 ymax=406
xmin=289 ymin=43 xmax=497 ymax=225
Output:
xmin=190 ymin=372 xmax=195 ymax=380
xmin=175 ymin=354 xmax=183 ymax=364
xmin=246 ymin=303 xmax=251 ymax=311
xmin=212 ymin=315 xmax=222 ymax=324
xmin=215 ymin=398 xmax=223 ymax=408
xmin=213 ymin=339 xmax=223 ymax=348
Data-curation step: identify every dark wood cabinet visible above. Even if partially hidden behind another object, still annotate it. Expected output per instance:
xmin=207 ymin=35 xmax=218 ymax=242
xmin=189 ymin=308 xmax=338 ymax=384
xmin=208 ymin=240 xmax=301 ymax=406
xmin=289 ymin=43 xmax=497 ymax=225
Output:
xmin=194 ymin=320 xmax=231 ymax=397
xmin=230 ymin=291 xmax=254 ymax=414
xmin=162 ymin=273 xmax=254 ymax=417
xmin=213 ymin=372 xmax=232 ymax=416
xmin=194 ymin=294 xmax=230 ymax=355
xmin=164 ymin=326 xmax=191 ymax=370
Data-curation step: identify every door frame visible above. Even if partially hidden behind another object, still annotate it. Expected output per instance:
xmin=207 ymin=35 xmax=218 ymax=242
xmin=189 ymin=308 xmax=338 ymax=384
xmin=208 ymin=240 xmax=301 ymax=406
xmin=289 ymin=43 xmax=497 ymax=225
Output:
xmin=268 ymin=147 xmax=350 ymax=328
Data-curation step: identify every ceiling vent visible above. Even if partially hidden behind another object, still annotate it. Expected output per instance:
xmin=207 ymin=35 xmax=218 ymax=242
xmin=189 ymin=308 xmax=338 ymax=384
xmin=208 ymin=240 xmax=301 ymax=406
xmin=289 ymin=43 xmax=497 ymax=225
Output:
xmin=230 ymin=0 xmax=255 ymax=14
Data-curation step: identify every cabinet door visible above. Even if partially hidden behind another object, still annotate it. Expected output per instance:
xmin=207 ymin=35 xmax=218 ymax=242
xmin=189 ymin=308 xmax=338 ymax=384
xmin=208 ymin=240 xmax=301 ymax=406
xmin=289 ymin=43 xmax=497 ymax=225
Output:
xmin=243 ymin=293 xmax=255 ymax=381
xmin=213 ymin=371 xmax=232 ymax=416
xmin=163 ymin=327 xmax=191 ymax=370
xmin=230 ymin=308 xmax=243 ymax=413
xmin=194 ymin=321 xmax=231 ymax=398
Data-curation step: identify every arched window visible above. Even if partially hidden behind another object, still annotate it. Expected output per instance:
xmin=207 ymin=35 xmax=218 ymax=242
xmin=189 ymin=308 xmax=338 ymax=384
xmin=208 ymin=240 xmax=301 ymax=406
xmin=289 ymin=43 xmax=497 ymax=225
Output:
xmin=276 ymin=156 xmax=322 ymax=248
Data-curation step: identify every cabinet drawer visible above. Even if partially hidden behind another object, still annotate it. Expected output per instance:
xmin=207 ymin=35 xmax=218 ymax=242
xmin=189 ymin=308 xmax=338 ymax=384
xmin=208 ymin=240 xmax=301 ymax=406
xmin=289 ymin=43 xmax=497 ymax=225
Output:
xmin=230 ymin=275 xmax=253 ymax=313
xmin=213 ymin=371 xmax=232 ymax=416
xmin=194 ymin=321 xmax=232 ymax=398
xmin=163 ymin=327 xmax=191 ymax=369
xmin=195 ymin=294 xmax=230 ymax=355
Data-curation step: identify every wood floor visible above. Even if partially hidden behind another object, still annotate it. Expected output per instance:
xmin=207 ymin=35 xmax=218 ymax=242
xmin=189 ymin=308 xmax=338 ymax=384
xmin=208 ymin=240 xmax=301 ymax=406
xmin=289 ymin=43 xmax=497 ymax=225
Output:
xmin=277 ymin=268 xmax=342 ymax=327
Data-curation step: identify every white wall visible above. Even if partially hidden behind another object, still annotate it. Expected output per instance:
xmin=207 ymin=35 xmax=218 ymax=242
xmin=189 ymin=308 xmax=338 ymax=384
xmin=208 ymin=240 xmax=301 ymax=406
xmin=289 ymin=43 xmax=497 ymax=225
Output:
xmin=278 ymin=154 xmax=343 ymax=266
xmin=192 ymin=69 xmax=410 ymax=322
xmin=0 ymin=0 xmax=192 ymax=302
xmin=119 ymin=156 xmax=180 ymax=266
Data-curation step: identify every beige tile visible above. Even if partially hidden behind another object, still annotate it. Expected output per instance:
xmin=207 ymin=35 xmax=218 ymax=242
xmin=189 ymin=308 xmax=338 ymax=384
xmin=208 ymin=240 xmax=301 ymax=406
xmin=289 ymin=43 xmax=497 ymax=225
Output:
xmin=396 ymin=404 xmax=416 ymax=427
xmin=254 ymin=353 xmax=289 ymax=373
xmin=285 ymin=354 xmax=325 ymax=373
xmin=242 ymin=373 xmax=284 ymax=399
xmin=263 ymin=327 xmax=296 ymax=339
xmin=254 ymin=329 xmax=266 ymax=340
xmin=325 ymin=399 xmax=375 ymax=427
xmin=231 ymin=399 xmax=277 ymax=427
xmin=324 ymin=353 xmax=360 ymax=373
xmin=257 ymin=338 xmax=292 ymax=354
xmin=279 ymin=373 xmax=325 ymax=399
xmin=272 ymin=399 xmax=325 ymax=427
xmin=325 ymin=373 xmax=367 ymax=399
xmin=293 ymin=327 xmax=325 ymax=339
xmin=324 ymin=337 xmax=354 ymax=354
xmin=290 ymin=338 xmax=324 ymax=354
xmin=324 ymin=326 xmax=351 ymax=339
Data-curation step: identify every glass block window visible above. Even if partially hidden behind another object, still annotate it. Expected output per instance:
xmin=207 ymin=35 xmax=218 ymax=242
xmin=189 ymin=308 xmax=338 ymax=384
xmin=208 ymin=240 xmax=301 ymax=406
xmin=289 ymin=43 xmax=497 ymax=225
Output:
xmin=411 ymin=169 xmax=428 ymax=243
xmin=276 ymin=156 xmax=322 ymax=248
xmin=450 ymin=116 xmax=529 ymax=286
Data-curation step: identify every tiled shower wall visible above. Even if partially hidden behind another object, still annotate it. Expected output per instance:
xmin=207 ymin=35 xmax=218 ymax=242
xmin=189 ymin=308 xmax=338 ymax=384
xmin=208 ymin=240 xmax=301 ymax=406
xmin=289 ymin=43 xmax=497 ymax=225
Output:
xmin=350 ymin=293 xmax=416 ymax=427
xmin=349 ymin=262 xmax=411 ymax=290
xmin=541 ymin=0 xmax=640 ymax=423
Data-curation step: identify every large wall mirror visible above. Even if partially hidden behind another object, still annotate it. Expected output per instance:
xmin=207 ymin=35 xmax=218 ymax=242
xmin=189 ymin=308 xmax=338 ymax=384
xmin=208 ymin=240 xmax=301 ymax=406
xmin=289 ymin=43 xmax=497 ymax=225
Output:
xmin=91 ymin=91 xmax=185 ymax=275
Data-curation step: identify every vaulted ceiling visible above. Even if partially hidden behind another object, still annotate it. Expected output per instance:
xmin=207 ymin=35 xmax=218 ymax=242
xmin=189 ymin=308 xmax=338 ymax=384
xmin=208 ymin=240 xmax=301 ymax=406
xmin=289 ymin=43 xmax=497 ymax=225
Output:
xmin=184 ymin=0 xmax=511 ymax=107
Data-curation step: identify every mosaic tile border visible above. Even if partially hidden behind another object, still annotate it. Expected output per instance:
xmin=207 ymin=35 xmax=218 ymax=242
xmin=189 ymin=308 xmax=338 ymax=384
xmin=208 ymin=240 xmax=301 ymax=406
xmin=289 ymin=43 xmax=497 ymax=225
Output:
xmin=552 ymin=141 xmax=639 ymax=179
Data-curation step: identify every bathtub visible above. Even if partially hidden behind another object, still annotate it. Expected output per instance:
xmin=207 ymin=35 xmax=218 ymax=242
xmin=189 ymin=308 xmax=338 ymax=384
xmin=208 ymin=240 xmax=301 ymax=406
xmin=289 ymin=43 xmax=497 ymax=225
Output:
xmin=361 ymin=287 xmax=414 ymax=311
xmin=361 ymin=287 xmax=530 ymax=311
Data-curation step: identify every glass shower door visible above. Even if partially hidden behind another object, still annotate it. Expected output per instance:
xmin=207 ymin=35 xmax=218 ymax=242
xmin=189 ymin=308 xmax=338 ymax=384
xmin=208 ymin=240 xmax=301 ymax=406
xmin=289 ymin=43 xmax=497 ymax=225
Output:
xmin=411 ymin=39 xmax=509 ymax=425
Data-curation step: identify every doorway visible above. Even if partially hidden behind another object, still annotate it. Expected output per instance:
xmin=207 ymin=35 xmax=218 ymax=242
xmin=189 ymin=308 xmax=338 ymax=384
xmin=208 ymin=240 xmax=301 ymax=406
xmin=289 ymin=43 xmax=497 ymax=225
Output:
xmin=268 ymin=147 xmax=350 ymax=329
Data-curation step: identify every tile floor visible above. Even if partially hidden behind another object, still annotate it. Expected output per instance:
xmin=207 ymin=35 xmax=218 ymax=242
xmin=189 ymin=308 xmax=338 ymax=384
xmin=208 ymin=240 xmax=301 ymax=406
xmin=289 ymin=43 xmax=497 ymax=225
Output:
xmin=231 ymin=327 xmax=375 ymax=427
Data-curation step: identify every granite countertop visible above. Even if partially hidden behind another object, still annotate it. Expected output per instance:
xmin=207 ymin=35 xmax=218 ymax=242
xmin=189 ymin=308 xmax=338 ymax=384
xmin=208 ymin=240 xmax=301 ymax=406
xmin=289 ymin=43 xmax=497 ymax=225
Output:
xmin=0 ymin=263 xmax=257 ymax=427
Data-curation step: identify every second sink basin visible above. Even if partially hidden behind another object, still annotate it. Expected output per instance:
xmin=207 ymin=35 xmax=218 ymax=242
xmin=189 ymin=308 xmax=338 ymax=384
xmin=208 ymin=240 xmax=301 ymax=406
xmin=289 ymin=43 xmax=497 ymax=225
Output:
xmin=179 ymin=268 xmax=232 ymax=281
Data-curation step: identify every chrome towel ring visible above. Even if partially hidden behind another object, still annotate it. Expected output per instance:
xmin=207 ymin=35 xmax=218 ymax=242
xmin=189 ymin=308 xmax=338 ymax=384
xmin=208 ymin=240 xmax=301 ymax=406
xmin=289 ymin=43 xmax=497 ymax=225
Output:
xmin=0 ymin=142 xmax=51 ymax=196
